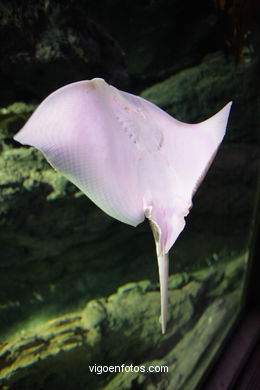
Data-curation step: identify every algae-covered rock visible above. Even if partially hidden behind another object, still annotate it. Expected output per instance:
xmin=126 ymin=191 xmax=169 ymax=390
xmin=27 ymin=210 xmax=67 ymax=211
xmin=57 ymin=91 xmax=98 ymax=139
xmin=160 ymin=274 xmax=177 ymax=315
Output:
xmin=103 ymin=292 xmax=240 ymax=390
xmin=0 ymin=255 xmax=246 ymax=390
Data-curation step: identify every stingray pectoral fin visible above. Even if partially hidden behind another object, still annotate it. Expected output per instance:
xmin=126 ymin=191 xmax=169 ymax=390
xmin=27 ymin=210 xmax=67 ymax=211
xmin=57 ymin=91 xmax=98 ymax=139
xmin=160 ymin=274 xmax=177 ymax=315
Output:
xmin=14 ymin=79 xmax=145 ymax=227
xmin=158 ymin=102 xmax=233 ymax=201
xmin=198 ymin=102 xmax=232 ymax=145
xmin=190 ymin=101 xmax=233 ymax=193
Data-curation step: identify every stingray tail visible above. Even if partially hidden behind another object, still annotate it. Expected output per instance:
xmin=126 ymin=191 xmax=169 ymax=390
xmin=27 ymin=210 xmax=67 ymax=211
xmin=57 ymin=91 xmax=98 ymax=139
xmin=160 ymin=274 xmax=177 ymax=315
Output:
xmin=145 ymin=206 xmax=170 ymax=334
xmin=157 ymin=252 xmax=169 ymax=334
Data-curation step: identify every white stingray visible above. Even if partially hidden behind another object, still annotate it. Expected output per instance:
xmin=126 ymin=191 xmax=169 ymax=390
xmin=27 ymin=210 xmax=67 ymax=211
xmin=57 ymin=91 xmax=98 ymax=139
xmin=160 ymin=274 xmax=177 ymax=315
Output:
xmin=14 ymin=78 xmax=232 ymax=333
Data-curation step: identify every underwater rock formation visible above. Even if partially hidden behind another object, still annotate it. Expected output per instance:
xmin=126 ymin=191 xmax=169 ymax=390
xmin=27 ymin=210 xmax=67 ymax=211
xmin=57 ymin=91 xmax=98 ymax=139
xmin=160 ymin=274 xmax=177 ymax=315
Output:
xmin=0 ymin=255 xmax=246 ymax=390
xmin=0 ymin=0 xmax=128 ymax=106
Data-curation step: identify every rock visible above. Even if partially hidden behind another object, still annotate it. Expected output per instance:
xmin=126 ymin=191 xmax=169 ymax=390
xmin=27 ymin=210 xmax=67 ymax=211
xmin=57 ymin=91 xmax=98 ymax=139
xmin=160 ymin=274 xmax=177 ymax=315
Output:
xmin=83 ymin=0 xmax=221 ymax=85
xmin=0 ymin=255 xmax=245 ymax=390
xmin=168 ymin=272 xmax=190 ymax=289
xmin=0 ymin=1 xmax=128 ymax=106
xmin=103 ymin=291 xmax=240 ymax=390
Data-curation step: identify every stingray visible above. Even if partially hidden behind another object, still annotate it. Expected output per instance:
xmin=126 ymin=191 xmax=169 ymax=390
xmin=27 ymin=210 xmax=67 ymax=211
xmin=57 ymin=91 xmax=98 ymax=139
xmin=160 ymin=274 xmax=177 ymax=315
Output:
xmin=14 ymin=78 xmax=232 ymax=333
